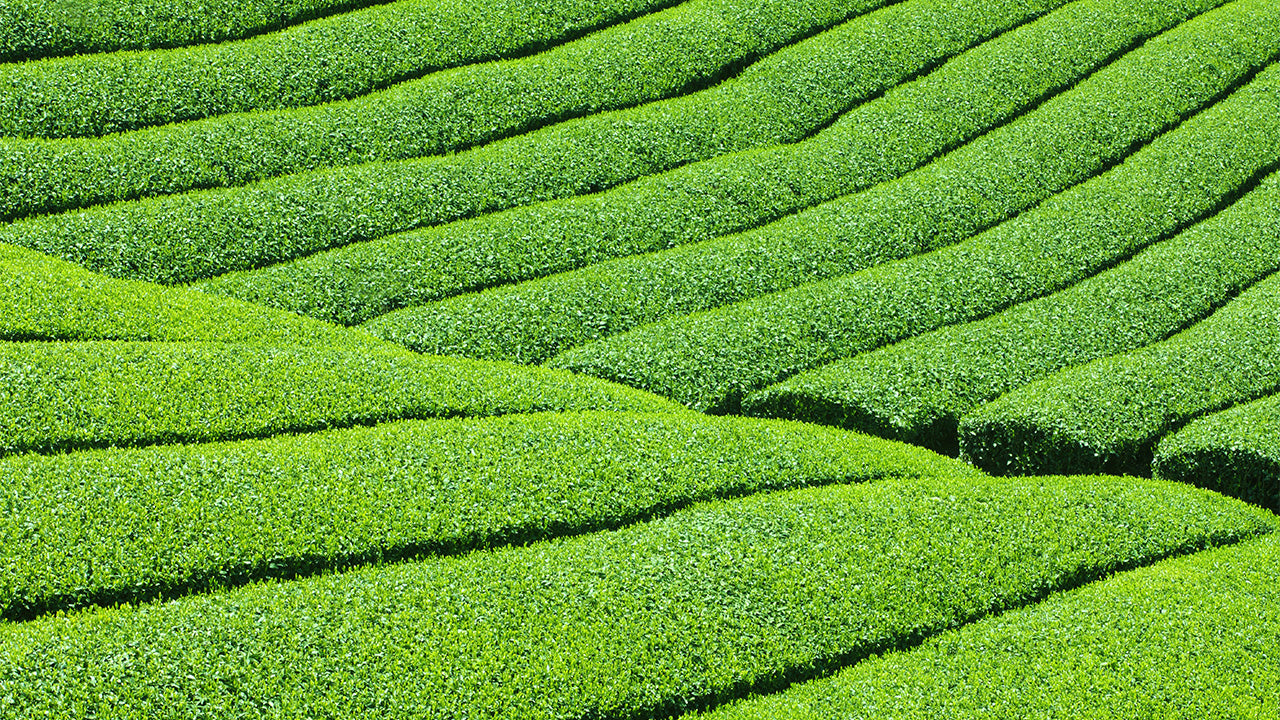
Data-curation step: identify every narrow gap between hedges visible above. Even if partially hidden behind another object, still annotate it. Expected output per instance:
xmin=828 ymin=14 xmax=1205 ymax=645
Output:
xmin=585 ymin=527 xmax=1276 ymax=720
xmin=1 ymin=465 xmax=911 ymax=622
xmin=701 ymin=52 xmax=1280 ymax=418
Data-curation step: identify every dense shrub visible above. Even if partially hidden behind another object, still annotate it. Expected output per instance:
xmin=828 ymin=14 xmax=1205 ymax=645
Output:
xmin=0 ymin=243 xmax=378 ymax=347
xmin=959 ymin=270 xmax=1280 ymax=477
xmin=704 ymin=534 xmax=1280 ymax=719
xmin=0 ymin=410 xmax=977 ymax=619
xmin=0 ymin=0 xmax=388 ymax=62
xmin=0 ymin=0 xmax=693 ymax=138
xmin=0 ymin=341 xmax=682 ymax=457
xmin=1154 ymin=394 xmax=1280 ymax=511
xmin=746 ymin=169 xmax=1280 ymax=455
xmin=552 ymin=57 xmax=1280 ymax=412
xmin=0 ymin=0 xmax=965 ymax=222
xmin=0 ymin=476 xmax=1269 ymax=718
xmin=362 ymin=0 xmax=1244 ymax=360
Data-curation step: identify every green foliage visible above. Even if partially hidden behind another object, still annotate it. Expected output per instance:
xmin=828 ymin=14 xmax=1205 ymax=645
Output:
xmin=0 ymin=243 xmax=381 ymax=347
xmin=0 ymin=341 xmax=682 ymax=457
xmin=0 ymin=410 xmax=977 ymax=619
xmin=702 ymin=533 xmax=1280 ymax=720
xmin=0 ymin=0 xmax=907 ymax=223
xmin=0 ymin=0 xmax=384 ymax=62
xmin=0 ymin=476 xmax=1271 ymax=718
xmin=362 ymin=0 xmax=1239 ymax=362
xmin=552 ymin=53 xmax=1280 ymax=413
xmin=4 ymin=0 xmax=1005 ymax=285
xmin=1154 ymin=394 xmax=1280 ymax=511
xmin=0 ymin=0 xmax=688 ymax=138
xmin=746 ymin=169 xmax=1280 ymax=455
xmin=960 ymin=270 xmax=1280 ymax=477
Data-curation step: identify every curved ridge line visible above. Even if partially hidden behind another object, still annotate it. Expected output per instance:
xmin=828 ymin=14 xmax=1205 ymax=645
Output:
xmin=1 ymin=0 xmax=407 ymax=66
xmin=363 ymin=0 xmax=1203 ymax=326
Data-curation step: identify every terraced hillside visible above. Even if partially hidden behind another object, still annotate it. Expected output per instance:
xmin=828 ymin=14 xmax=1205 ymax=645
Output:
xmin=3 ymin=0 xmax=1278 ymax=715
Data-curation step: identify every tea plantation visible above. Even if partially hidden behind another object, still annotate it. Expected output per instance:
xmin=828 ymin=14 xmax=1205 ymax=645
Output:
xmin=2 ymin=0 xmax=1277 ymax=715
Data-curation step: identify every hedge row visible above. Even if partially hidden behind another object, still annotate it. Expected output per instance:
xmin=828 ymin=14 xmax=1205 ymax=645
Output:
xmin=362 ymin=0 xmax=1244 ymax=362
xmin=0 ymin=476 xmax=1271 ymax=718
xmin=0 ymin=341 xmax=682 ymax=458
xmin=960 ymin=269 xmax=1280 ymax=478
xmin=704 ymin=533 xmax=1280 ymax=719
xmin=0 ymin=0 xmax=690 ymax=138
xmin=0 ymin=0 xmax=387 ymax=63
xmin=5 ymin=0 xmax=1048 ymax=288
xmin=746 ymin=168 xmax=1280 ymax=455
xmin=0 ymin=243 xmax=379 ymax=347
xmin=0 ymin=0 xmax=975 ymax=225
xmin=551 ymin=26 xmax=1280 ymax=412
xmin=0 ymin=410 xmax=977 ymax=620
xmin=1154 ymin=394 xmax=1280 ymax=511
xmin=213 ymin=0 xmax=1211 ymax=327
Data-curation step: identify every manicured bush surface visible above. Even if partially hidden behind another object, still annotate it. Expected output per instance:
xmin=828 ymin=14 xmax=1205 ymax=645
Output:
xmin=960 ymin=270 xmax=1280 ymax=478
xmin=0 ymin=0 xmax=1003 ymax=224
xmin=552 ymin=58 xmax=1280 ymax=413
xmin=0 ymin=0 xmax=387 ymax=62
xmin=0 ymin=0 xmax=883 ymax=143
xmin=1154 ymin=394 xmax=1280 ymax=511
xmin=9 ymin=0 xmax=1062 ymax=287
xmin=0 ymin=410 xmax=977 ymax=619
xmin=0 ymin=0 xmax=694 ymax=138
xmin=362 ymin=0 xmax=1247 ymax=361
xmin=746 ymin=168 xmax=1280 ymax=455
xmin=702 ymin=533 xmax=1280 ymax=720
xmin=0 ymin=476 xmax=1270 ymax=718
xmin=0 ymin=341 xmax=682 ymax=457
xmin=0 ymin=243 xmax=380 ymax=347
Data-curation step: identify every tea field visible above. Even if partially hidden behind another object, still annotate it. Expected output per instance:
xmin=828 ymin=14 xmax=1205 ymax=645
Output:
xmin=1 ymin=0 xmax=1277 ymax=716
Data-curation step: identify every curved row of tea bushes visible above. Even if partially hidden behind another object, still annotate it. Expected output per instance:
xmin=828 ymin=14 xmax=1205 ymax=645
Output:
xmin=0 ymin=0 xmax=694 ymax=138
xmin=702 ymin=533 xmax=1280 ymax=720
xmin=746 ymin=168 xmax=1280 ymax=454
xmin=0 ymin=0 xmax=388 ymax=62
xmin=0 ymin=243 xmax=380 ymax=347
xmin=11 ymin=0 xmax=1068 ymax=288
xmin=552 ymin=58 xmax=1280 ymax=413
xmin=2 ymin=474 xmax=1269 ymax=712
xmin=0 ymin=476 xmax=1270 ymax=718
xmin=0 ymin=411 xmax=977 ymax=620
xmin=0 ymin=0 xmax=1025 ymax=223
xmin=1153 ymin=394 xmax=1280 ymax=511
xmin=0 ymin=341 xmax=682 ymax=458
xmin=363 ymin=0 xmax=1254 ymax=362
xmin=0 ymin=0 xmax=870 ymax=140
xmin=960 ymin=270 xmax=1280 ymax=478
xmin=210 ymin=0 xmax=1224 ymax=324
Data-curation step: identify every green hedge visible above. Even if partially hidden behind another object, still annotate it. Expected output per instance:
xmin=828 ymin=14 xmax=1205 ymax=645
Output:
xmin=0 ymin=341 xmax=682 ymax=457
xmin=0 ymin=0 xmax=385 ymax=62
xmin=960 ymin=270 xmax=1280 ymax=477
xmin=214 ymin=0 xmax=1222 ymax=327
xmin=745 ymin=168 xmax=1280 ymax=455
xmin=552 ymin=53 xmax=1280 ymax=413
xmin=362 ymin=0 xmax=1240 ymax=361
xmin=0 ymin=410 xmax=977 ymax=620
xmin=0 ymin=0 xmax=693 ymax=139
xmin=0 ymin=476 xmax=1271 ymax=718
xmin=0 ymin=243 xmax=380 ymax=347
xmin=703 ymin=533 xmax=1280 ymax=719
xmin=5 ymin=0 xmax=1040 ymax=288
xmin=1154 ymin=394 xmax=1280 ymax=511
xmin=3 ymin=0 xmax=959 ymax=225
